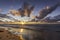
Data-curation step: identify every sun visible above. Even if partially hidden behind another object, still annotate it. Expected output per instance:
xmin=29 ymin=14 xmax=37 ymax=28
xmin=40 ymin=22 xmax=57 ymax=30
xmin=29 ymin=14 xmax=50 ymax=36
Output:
xmin=21 ymin=22 xmax=24 ymax=24
xmin=21 ymin=22 xmax=26 ymax=25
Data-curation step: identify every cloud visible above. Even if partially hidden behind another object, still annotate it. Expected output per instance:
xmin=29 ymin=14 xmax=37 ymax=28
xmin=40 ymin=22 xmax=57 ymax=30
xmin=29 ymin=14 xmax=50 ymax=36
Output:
xmin=36 ymin=3 xmax=60 ymax=20
xmin=42 ymin=15 xmax=60 ymax=22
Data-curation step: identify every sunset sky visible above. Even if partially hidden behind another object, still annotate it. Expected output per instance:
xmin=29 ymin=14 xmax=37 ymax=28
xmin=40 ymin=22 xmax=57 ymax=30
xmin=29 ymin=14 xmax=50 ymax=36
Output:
xmin=0 ymin=0 xmax=60 ymax=17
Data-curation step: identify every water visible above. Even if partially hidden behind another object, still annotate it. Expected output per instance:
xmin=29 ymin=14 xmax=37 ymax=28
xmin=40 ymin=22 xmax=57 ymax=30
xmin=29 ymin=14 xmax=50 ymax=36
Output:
xmin=0 ymin=24 xmax=60 ymax=40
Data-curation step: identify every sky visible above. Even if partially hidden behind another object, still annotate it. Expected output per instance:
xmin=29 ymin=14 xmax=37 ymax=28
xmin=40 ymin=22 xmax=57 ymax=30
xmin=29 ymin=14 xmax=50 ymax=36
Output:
xmin=0 ymin=0 xmax=60 ymax=17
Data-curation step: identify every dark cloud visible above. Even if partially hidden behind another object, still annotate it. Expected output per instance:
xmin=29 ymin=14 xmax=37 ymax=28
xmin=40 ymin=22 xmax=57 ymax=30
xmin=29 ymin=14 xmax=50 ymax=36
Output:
xmin=36 ymin=3 xmax=60 ymax=19
xmin=42 ymin=15 xmax=60 ymax=22
xmin=18 ymin=2 xmax=34 ymax=17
